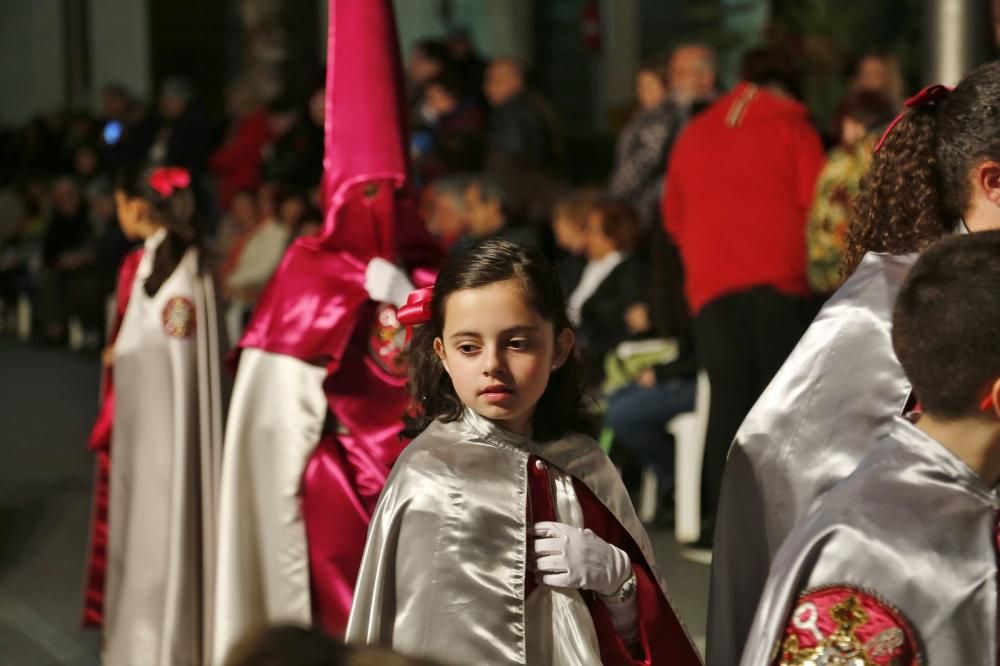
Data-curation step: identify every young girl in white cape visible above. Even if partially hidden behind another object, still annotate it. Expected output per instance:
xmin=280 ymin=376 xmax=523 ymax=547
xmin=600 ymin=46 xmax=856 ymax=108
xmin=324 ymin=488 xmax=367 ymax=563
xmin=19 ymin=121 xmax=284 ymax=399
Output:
xmin=89 ymin=164 xmax=225 ymax=665
xmin=347 ymin=239 xmax=700 ymax=665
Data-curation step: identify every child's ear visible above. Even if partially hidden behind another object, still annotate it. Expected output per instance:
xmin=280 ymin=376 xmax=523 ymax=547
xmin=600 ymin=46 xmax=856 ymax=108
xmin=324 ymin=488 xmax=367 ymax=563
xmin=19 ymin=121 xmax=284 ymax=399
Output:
xmin=433 ymin=337 xmax=450 ymax=375
xmin=552 ymin=328 xmax=575 ymax=370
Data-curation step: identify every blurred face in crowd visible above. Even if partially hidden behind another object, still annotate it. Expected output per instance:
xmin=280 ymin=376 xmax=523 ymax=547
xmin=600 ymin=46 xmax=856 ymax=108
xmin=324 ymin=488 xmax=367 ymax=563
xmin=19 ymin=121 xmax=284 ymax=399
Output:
xmin=463 ymin=181 xmax=504 ymax=236
xmin=669 ymin=46 xmax=716 ymax=106
xmin=101 ymin=88 xmax=129 ymax=120
xmin=268 ymin=109 xmax=298 ymax=138
xmin=230 ymin=191 xmax=258 ymax=229
xmin=408 ymin=46 xmax=444 ymax=86
xmin=427 ymin=189 xmax=468 ymax=241
xmin=52 ymin=179 xmax=83 ymax=218
xmin=90 ymin=192 xmax=117 ymax=224
xmin=159 ymin=90 xmax=188 ymax=120
xmin=552 ymin=214 xmax=588 ymax=255
xmin=309 ymin=88 xmax=325 ymax=127
xmin=257 ymin=183 xmax=278 ymax=221
xmin=636 ymin=70 xmax=668 ymax=111
xmin=74 ymin=146 xmax=99 ymax=179
xmin=425 ymin=83 xmax=459 ymax=117
xmin=840 ymin=116 xmax=868 ymax=147
xmin=855 ymin=56 xmax=893 ymax=94
xmin=279 ymin=195 xmax=307 ymax=228
xmin=585 ymin=210 xmax=616 ymax=260
xmin=484 ymin=60 xmax=524 ymax=107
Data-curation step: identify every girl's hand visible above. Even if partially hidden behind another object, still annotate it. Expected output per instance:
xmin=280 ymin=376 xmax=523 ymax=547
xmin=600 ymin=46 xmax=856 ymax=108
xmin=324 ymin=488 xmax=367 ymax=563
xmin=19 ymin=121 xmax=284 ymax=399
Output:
xmin=530 ymin=521 xmax=632 ymax=597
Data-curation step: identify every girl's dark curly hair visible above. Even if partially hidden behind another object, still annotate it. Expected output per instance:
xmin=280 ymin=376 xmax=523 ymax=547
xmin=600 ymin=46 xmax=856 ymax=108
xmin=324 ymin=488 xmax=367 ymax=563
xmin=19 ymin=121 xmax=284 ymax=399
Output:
xmin=403 ymin=238 xmax=594 ymax=442
xmin=843 ymin=61 xmax=1000 ymax=278
xmin=116 ymin=162 xmax=205 ymax=297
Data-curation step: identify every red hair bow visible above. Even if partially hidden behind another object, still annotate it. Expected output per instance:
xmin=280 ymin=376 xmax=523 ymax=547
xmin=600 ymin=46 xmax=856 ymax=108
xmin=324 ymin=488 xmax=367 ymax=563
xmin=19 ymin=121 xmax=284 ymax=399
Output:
xmin=148 ymin=167 xmax=191 ymax=198
xmin=397 ymin=287 xmax=434 ymax=326
xmin=874 ymin=83 xmax=953 ymax=153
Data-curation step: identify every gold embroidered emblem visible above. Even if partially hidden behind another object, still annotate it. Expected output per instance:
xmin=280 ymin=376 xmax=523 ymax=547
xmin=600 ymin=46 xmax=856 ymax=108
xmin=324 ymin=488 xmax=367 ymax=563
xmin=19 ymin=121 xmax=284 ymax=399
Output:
xmin=779 ymin=589 xmax=919 ymax=666
xmin=162 ymin=297 xmax=195 ymax=339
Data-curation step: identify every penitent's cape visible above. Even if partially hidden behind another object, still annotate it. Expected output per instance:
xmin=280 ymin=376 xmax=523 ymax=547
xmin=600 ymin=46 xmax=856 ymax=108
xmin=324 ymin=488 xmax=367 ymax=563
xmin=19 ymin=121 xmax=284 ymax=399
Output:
xmin=741 ymin=417 xmax=999 ymax=665
xmin=347 ymin=409 xmax=702 ymax=665
xmin=706 ymin=252 xmax=917 ymax=666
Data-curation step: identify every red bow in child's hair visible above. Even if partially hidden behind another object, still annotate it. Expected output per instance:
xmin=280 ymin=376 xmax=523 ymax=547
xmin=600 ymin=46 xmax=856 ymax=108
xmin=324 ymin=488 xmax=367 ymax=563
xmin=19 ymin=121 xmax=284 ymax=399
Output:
xmin=397 ymin=286 xmax=434 ymax=343
xmin=874 ymin=84 xmax=953 ymax=153
xmin=148 ymin=167 xmax=191 ymax=198
xmin=397 ymin=287 xmax=434 ymax=326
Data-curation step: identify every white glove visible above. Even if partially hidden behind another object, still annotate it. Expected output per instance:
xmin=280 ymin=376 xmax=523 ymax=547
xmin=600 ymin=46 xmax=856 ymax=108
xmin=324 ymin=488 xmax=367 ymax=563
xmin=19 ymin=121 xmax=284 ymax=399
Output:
xmin=364 ymin=257 xmax=414 ymax=308
xmin=530 ymin=521 xmax=632 ymax=597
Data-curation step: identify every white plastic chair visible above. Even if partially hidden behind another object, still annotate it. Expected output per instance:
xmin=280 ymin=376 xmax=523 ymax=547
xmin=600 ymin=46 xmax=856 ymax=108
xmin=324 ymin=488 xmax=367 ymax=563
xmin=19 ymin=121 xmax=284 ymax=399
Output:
xmin=670 ymin=370 xmax=711 ymax=543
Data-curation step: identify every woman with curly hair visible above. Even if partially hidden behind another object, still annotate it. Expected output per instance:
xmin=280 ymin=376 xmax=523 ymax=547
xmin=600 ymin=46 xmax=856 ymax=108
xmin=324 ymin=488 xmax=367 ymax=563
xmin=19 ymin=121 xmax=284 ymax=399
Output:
xmin=706 ymin=60 xmax=1000 ymax=665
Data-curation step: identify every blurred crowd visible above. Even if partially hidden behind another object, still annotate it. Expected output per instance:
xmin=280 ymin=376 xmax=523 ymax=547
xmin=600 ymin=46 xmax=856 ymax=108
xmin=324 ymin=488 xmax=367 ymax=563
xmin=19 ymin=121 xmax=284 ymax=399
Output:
xmin=0 ymin=28 xmax=907 ymax=550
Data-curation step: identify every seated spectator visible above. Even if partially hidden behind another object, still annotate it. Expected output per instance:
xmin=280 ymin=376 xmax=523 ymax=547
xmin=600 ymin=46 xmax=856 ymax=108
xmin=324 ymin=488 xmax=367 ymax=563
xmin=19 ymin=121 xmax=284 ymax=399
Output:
xmin=807 ymin=90 xmax=896 ymax=295
xmin=261 ymin=94 xmax=324 ymax=190
xmin=849 ymin=51 xmax=905 ymax=109
xmin=149 ymin=77 xmax=212 ymax=179
xmin=406 ymin=39 xmax=453 ymax=129
xmin=36 ymin=177 xmax=103 ymax=345
xmin=218 ymin=189 xmax=262 ymax=277
xmin=451 ymin=175 xmax=541 ymax=254
xmin=0 ymin=189 xmax=32 ymax=326
xmin=412 ymin=72 xmax=486 ymax=183
xmin=87 ymin=180 xmax=133 ymax=326
xmin=210 ymin=78 xmax=272 ymax=211
xmin=98 ymin=83 xmax=155 ymax=171
xmin=446 ymin=27 xmax=487 ymax=101
xmin=483 ymin=57 xmax=564 ymax=226
xmin=551 ymin=188 xmax=598 ymax=293
xmin=566 ymin=200 xmax=648 ymax=384
xmin=223 ymin=184 xmax=291 ymax=341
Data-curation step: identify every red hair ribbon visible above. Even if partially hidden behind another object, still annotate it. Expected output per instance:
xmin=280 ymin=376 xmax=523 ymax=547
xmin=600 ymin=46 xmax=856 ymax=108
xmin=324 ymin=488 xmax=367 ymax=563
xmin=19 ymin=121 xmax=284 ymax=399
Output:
xmin=148 ymin=167 xmax=191 ymax=198
xmin=397 ymin=286 xmax=434 ymax=326
xmin=396 ymin=286 xmax=433 ymax=345
xmin=874 ymin=84 xmax=953 ymax=153
xmin=981 ymin=393 xmax=996 ymax=412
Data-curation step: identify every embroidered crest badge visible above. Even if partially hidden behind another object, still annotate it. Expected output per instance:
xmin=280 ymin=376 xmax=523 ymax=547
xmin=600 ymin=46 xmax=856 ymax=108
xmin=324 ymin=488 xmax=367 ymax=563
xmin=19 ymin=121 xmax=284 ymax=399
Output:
xmin=162 ymin=297 xmax=196 ymax=339
xmin=777 ymin=586 xmax=920 ymax=665
xmin=367 ymin=304 xmax=408 ymax=377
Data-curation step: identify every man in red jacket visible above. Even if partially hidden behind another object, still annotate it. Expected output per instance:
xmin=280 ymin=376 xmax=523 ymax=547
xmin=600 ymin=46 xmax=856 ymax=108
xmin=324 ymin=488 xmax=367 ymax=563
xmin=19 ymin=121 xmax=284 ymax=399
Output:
xmin=663 ymin=47 xmax=824 ymax=557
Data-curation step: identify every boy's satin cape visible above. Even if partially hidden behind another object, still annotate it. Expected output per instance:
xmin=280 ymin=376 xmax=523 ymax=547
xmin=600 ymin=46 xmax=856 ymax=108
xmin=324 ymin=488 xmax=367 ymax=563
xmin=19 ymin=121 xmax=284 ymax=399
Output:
xmin=707 ymin=252 xmax=917 ymax=665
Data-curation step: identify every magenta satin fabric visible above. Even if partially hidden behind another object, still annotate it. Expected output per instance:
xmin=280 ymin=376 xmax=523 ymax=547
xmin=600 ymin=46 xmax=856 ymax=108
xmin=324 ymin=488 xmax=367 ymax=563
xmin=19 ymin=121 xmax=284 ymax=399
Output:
xmin=83 ymin=247 xmax=144 ymax=628
xmin=301 ymin=305 xmax=411 ymax=637
xmin=236 ymin=0 xmax=440 ymax=639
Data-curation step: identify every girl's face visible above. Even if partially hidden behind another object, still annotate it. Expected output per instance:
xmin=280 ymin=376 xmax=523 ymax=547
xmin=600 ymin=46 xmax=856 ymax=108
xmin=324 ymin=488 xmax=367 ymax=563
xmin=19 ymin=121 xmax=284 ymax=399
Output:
xmin=435 ymin=279 xmax=574 ymax=436
xmin=114 ymin=190 xmax=154 ymax=239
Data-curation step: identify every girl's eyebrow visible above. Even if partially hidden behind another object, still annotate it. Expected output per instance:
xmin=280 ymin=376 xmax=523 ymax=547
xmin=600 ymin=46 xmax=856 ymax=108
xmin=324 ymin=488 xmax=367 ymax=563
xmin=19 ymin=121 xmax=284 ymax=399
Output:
xmin=448 ymin=325 xmax=540 ymax=340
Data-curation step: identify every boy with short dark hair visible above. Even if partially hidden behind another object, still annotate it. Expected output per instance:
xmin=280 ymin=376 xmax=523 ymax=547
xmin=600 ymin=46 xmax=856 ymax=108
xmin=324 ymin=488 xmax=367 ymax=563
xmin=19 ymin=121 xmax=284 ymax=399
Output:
xmin=740 ymin=230 xmax=1000 ymax=665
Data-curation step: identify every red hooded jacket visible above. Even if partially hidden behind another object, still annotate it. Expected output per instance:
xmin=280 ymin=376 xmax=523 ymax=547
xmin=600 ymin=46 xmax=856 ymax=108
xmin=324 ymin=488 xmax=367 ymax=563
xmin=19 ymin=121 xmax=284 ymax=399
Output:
xmin=663 ymin=82 xmax=824 ymax=314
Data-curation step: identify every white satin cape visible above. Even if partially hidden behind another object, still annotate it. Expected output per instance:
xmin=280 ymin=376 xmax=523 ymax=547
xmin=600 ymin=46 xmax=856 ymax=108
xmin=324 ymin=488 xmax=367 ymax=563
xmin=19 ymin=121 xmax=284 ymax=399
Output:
xmin=211 ymin=349 xmax=328 ymax=665
xmin=346 ymin=409 xmax=699 ymax=665
xmin=103 ymin=229 xmax=226 ymax=666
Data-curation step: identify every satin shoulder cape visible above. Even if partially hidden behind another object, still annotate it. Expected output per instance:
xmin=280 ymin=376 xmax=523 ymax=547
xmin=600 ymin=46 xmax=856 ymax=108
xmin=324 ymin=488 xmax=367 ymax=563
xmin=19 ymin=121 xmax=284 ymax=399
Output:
xmin=100 ymin=233 xmax=227 ymax=666
xmin=346 ymin=410 xmax=701 ymax=665
xmin=741 ymin=417 xmax=1000 ymax=665
xmin=707 ymin=252 xmax=916 ymax=665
